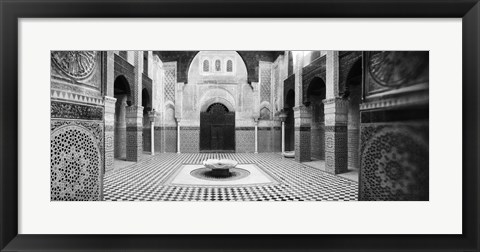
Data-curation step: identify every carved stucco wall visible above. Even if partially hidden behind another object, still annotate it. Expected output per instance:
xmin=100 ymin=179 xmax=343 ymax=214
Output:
xmin=359 ymin=51 xmax=429 ymax=201
xmin=184 ymin=51 xmax=252 ymax=125
xmin=148 ymin=51 xmax=286 ymax=153
xmin=50 ymin=51 xmax=104 ymax=201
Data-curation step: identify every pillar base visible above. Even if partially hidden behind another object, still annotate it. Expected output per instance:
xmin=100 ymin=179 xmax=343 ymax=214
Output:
xmin=323 ymin=98 xmax=348 ymax=174
xmin=293 ymin=105 xmax=311 ymax=163
xmin=126 ymin=105 xmax=143 ymax=162
xmin=325 ymin=126 xmax=348 ymax=174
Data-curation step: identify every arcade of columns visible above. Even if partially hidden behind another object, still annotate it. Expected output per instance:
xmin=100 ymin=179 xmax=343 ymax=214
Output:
xmin=104 ymin=51 xmax=352 ymax=176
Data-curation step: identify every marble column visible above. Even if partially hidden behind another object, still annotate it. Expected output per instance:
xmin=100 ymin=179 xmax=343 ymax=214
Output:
xmin=254 ymin=119 xmax=259 ymax=154
xmin=126 ymin=105 xmax=143 ymax=162
xmin=176 ymin=119 xmax=181 ymax=154
xmin=281 ymin=121 xmax=285 ymax=154
xmin=294 ymin=105 xmax=312 ymax=162
xmin=104 ymin=96 xmax=116 ymax=173
xmin=279 ymin=111 xmax=288 ymax=154
xmin=148 ymin=110 xmax=156 ymax=155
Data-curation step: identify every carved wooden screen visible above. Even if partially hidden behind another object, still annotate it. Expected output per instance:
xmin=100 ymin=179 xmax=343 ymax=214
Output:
xmin=200 ymin=103 xmax=235 ymax=152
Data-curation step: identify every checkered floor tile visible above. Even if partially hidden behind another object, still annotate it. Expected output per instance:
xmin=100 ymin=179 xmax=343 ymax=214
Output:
xmin=104 ymin=153 xmax=358 ymax=201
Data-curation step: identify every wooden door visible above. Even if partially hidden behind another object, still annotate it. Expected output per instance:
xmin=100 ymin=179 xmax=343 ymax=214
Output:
xmin=200 ymin=103 xmax=235 ymax=152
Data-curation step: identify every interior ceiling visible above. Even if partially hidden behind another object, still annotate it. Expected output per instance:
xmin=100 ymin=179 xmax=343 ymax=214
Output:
xmin=153 ymin=51 xmax=284 ymax=83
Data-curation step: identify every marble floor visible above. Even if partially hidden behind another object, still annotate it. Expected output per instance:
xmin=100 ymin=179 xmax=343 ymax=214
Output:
xmin=303 ymin=160 xmax=359 ymax=182
xmin=104 ymin=153 xmax=358 ymax=201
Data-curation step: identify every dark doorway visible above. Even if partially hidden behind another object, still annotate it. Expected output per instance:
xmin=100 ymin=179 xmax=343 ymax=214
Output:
xmin=114 ymin=75 xmax=131 ymax=161
xmin=142 ymin=88 xmax=151 ymax=152
xmin=200 ymin=103 xmax=235 ymax=152
xmin=306 ymin=77 xmax=326 ymax=160
xmin=284 ymin=90 xmax=295 ymax=151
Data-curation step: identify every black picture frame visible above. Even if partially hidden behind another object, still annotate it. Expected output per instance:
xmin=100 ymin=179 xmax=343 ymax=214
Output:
xmin=1 ymin=0 xmax=478 ymax=251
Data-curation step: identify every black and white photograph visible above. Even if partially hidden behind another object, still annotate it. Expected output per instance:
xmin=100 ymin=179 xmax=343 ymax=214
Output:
xmin=3 ymin=0 xmax=478 ymax=250
xmin=50 ymin=50 xmax=429 ymax=202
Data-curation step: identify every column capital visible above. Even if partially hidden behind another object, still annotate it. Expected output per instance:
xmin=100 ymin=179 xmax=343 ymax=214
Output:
xmin=323 ymin=98 xmax=348 ymax=127
xmin=278 ymin=110 xmax=288 ymax=122
xmin=293 ymin=105 xmax=312 ymax=118
xmin=104 ymin=96 xmax=117 ymax=104
xmin=148 ymin=110 xmax=157 ymax=122
xmin=104 ymin=96 xmax=117 ymax=114
xmin=323 ymin=97 xmax=349 ymax=108
xmin=126 ymin=105 xmax=144 ymax=118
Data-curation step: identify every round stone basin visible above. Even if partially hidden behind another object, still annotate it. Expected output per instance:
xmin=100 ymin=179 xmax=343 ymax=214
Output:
xmin=202 ymin=159 xmax=238 ymax=177
xmin=283 ymin=151 xmax=295 ymax=158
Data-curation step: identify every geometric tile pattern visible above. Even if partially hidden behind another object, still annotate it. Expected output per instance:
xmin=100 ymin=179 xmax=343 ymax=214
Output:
xmin=235 ymin=129 xmax=255 ymax=153
xmin=260 ymin=66 xmax=271 ymax=103
xmin=273 ymin=65 xmax=279 ymax=112
xmin=294 ymin=128 xmax=311 ymax=163
xmin=126 ymin=127 xmax=142 ymax=161
xmin=51 ymin=122 xmax=102 ymax=201
xmin=126 ymin=106 xmax=143 ymax=162
xmin=163 ymin=128 xmax=178 ymax=153
xmin=104 ymin=97 xmax=116 ymax=173
xmin=164 ymin=67 xmax=176 ymax=103
xmin=104 ymin=153 xmax=358 ymax=201
xmin=311 ymin=125 xmax=325 ymax=160
xmin=325 ymin=126 xmax=348 ymax=174
xmin=359 ymin=123 xmax=428 ymax=201
xmin=347 ymin=129 xmax=360 ymax=169
xmin=180 ymin=128 xmax=199 ymax=153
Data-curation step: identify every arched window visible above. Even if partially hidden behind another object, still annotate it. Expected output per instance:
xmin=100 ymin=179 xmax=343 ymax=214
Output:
xmin=260 ymin=107 xmax=271 ymax=120
xmin=143 ymin=51 xmax=148 ymax=74
xmin=215 ymin=59 xmax=221 ymax=71
xmin=203 ymin=60 xmax=209 ymax=72
xmin=226 ymin=60 xmax=233 ymax=72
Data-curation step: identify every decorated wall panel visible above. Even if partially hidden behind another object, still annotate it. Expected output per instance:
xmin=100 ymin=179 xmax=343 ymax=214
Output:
xmin=359 ymin=51 xmax=429 ymax=201
xmin=273 ymin=64 xmax=280 ymax=112
xmin=258 ymin=128 xmax=273 ymax=153
xmin=163 ymin=127 xmax=178 ymax=153
xmin=260 ymin=64 xmax=272 ymax=103
xmin=51 ymin=121 xmax=103 ymax=201
xmin=364 ymin=51 xmax=428 ymax=97
xmin=163 ymin=62 xmax=177 ymax=104
xmin=51 ymin=50 xmax=105 ymax=201
xmin=294 ymin=128 xmax=311 ymax=163
xmin=235 ymin=129 xmax=255 ymax=153
xmin=180 ymin=127 xmax=200 ymax=153
xmin=359 ymin=121 xmax=428 ymax=200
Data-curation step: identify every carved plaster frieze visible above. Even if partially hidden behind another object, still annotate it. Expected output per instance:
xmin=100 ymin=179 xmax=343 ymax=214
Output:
xmin=51 ymin=51 xmax=97 ymax=79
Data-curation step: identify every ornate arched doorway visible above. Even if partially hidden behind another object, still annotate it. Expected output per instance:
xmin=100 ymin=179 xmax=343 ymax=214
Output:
xmin=200 ymin=103 xmax=235 ymax=152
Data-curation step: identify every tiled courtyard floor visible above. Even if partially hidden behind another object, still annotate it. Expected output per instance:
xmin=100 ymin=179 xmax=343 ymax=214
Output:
xmin=104 ymin=153 xmax=358 ymax=201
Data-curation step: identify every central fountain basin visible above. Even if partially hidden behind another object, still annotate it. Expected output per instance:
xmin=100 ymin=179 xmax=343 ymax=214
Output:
xmin=202 ymin=159 xmax=238 ymax=177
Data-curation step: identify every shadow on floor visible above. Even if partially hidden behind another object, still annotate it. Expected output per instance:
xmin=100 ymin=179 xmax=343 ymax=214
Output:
xmin=303 ymin=159 xmax=359 ymax=183
xmin=112 ymin=152 xmax=154 ymax=173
